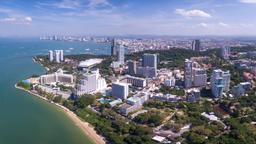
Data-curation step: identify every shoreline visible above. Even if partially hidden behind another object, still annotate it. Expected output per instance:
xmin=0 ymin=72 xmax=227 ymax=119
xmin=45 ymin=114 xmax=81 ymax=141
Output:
xmin=15 ymin=84 xmax=105 ymax=144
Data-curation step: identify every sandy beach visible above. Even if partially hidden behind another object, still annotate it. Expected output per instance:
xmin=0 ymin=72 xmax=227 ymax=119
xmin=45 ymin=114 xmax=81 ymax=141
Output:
xmin=15 ymin=84 xmax=105 ymax=144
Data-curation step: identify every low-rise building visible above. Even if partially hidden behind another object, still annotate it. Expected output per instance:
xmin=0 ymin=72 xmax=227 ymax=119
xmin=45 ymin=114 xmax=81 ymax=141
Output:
xmin=109 ymin=99 xmax=122 ymax=107
xmin=186 ymin=88 xmax=201 ymax=102
xmin=201 ymin=112 xmax=218 ymax=121
xmin=39 ymin=69 xmax=74 ymax=85
xmin=232 ymin=82 xmax=251 ymax=97
xmin=118 ymin=103 xmax=142 ymax=116
xmin=125 ymin=75 xmax=147 ymax=87
xmin=164 ymin=77 xmax=176 ymax=87
xmin=152 ymin=93 xmax=179 ymax=102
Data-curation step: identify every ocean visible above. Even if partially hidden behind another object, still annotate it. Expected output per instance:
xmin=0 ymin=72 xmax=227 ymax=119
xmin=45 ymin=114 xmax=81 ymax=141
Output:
xmin=0 ymin=38 xmax=110 ymax=144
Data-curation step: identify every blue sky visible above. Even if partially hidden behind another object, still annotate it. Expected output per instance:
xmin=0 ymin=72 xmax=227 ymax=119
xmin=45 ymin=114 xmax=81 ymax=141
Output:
xmin=0 ymin=0 xmax=256 ymax=36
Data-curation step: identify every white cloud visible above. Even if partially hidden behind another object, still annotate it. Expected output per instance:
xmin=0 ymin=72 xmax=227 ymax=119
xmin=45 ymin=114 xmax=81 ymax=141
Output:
xmin=0 ymin=17 xmax=16 ymax=22
xmin=0 ymin=16 xmax=32 ymax=25
xmin=240 ymin=0 xmax=256 ymax=3
xmin=25 ymin=16 xmax=32 ymax=22
xmin=219 ymin=22 xmax=229 ymax=27
xmin=88 ymin=0 xmax=110 ymax=8
xmin=199 ymin=23 xmax=208 ymax=27
xmin=38 ymin=0 xmax=81 ymax=9
xmin=175 ymin=9 xmax=211 ymax=18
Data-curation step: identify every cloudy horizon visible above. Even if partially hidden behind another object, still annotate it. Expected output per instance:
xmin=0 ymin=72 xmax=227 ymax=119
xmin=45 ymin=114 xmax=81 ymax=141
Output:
xmin=1 ymin=0 xmax=256 ymax=37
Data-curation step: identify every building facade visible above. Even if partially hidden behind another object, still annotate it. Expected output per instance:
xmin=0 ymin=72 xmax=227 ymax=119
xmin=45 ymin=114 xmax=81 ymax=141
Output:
xmin=184 ymin=59 xmax=207 ymax=88
xmin=76 ymin=69 xmax=107 ymax=95
xmin=112 ymin=82 xmax=129 ymax=100
xmin=192 ymin=40 xmax=201 ymax=51
xmin=49 ymin=50 xmax=64 ymax=63
xmin=210 ymin=69 xmax=230 ymax=98
xmin=142 ymin=53 xmax=158 ymax=69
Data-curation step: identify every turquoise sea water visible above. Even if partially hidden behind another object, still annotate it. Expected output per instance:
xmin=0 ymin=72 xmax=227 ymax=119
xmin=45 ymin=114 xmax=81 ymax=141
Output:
xmin=0 ymin=38 xmax=110 ymax=144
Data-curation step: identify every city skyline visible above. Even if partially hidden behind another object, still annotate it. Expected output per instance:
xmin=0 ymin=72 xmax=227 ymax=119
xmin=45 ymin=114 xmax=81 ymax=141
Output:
xmin=0 ymin=0 xmax=256 ymax=37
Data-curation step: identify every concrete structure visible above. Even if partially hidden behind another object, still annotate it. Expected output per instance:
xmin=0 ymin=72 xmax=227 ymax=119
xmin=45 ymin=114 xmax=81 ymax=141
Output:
xmin=112 ymin=82 xmax=129 ymax=100
xmin=127 ymin=60 xmax=137 ymax=75
xmin=78 ymin=59 xmax=103 ymax=68
xmin=137 ymin=66 xmax=157 ymax=78
xmin=152 ymin=93 xmax=179 ymax=102
xmin=39 ymin=69 xmax=74 ymax=85
xmin=164 ymin=78 xmax=176 ymax=87
xmin=118 ymin=103 xmax=141 ymax=116
xmin=186 ymin=88 xmax=201 ymax=102
xmin=76 ymin=69 xmax=107 ymax=95
xmin=48 ymin=50 xmax=64 ymax=63
xmin=142 ymin=53 xmax=158 ymax=69
xmin=201 ymin=112 xmax=218 ymax=121
xmin=192 ymin=39 xmax=201 ymax=51
xmin=60 ymin=50 xmax=64 ymax=62
xmin=118 ymin=45 xmax=125 ymax=65
xmin=184 ymin=59 xmax=207 ymax=88
xmin=49 ymin=50 xmax=54 ymax=61
xmin=127 ymin=92 xmax=149 ymax=105
xmin=125 ymin=75 xmax=147 ymax=87
xmin=152 ymin=135 xmax=167 ymax=143
xmin=232 ymin=82 xmax=251 ymax=97
xmin=109 ymin=99 xmax=122 ymax=107
xmin=221 ymin=47 xmax=230 ymax=60
xmin=111 ymin=38 xmax=117 ymax=56
xmin=210 ymin=69 xmax=230 ymax=98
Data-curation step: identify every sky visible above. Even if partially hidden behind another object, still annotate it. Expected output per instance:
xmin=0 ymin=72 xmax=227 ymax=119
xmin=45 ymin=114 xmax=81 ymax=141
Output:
xmin=0 ymin=0 xmax=256 ymax=37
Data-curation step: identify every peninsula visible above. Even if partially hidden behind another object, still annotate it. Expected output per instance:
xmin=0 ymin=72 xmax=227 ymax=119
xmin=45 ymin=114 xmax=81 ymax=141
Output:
xmin=16 ymin=40 xmax=256 ymax=144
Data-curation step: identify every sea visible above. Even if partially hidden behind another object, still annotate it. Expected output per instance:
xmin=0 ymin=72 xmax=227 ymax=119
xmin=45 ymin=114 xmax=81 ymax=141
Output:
xmin=0 ymin=38 xmax=110 ymax=144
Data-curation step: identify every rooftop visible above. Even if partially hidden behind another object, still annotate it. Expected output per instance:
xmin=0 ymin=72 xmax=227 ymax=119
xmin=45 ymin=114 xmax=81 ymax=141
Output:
xmin=78 ymin=59 xmax=103 ymax=68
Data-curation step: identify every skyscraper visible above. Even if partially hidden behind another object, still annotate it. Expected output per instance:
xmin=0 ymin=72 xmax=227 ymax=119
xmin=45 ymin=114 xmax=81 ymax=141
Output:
xmin=76 ymin=69 xmax=107 ymax=96
xmin=49 ymin=50 xmax=64 ymax=63
xmin=60 ymin=50 xmax=64 ymax=61
xmin=118 ymin=45 xmax=125 ymax=65
xmin=184 ymin=59 xmax=207 ymax=88
xmin=127 ymin=60 xmax=137 ymax=75
xmin=49 ymin=50 xmax=54 ymax=62
xmin=184 ymin=59 xmax=193 ymax=88
xmin=55 ymin=50 xmax=61 ymax=63
xmin=111 ymin=38 xmax=117 ymax=56
xmin=142 ymin=53 xmax=158 ymax=69
xmin=221 ymin=47 xmax=230 ymax=60
xmin=192 ymin=40 xmax=201 ymax=51
xmin=210 ymin=69 xmax=230 ymax=98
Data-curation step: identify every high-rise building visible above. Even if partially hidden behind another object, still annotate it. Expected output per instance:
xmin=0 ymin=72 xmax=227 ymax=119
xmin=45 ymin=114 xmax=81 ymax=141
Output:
xmin=118 ymin=45 xmax=125 ymax=65
xmin=184 ymin=59 xmax=207 ymax=88
xmin=76 ymin=69 xmax=107 ymax=95
xmin=49 ymin=50 xmax=54 ymax=62
xmin=112 ymin=82 xmax=129 ymax=100
xmin=111 ymin=38 xmax=117 ymax=56
xmin=60 ymin=50 xmax=64 ymax=61
xmin=55 ymin=50 xmax=61 ymax=63
xmin=210 ymin=69 xmax=230 ymax=98
xmin=184 ymin=59 xmax=193 ymax=88
xmin=221 ymin=47 xmax=230 ymax=60
xmin=192 ymin=40 xmax=201 ymax=51
xmin=49 ymin=50 xmax=64 ymax=63
xmin=142 ymin=53 xmax=158 ymax=69
xmin=137 ymin=66 xmax=157 ymax=78
xmin=127 ymin=60 xmax=137 ymax=75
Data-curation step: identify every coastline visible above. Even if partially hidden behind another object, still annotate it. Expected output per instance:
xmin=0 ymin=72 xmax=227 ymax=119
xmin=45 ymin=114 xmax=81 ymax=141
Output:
xmin=15 ymin=84 xmax=105 ymax=144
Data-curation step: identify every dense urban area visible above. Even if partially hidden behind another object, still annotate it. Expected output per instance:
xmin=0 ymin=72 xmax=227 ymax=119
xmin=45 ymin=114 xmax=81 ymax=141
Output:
xmin=17 ymin=36 xmax=256 ymax=144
